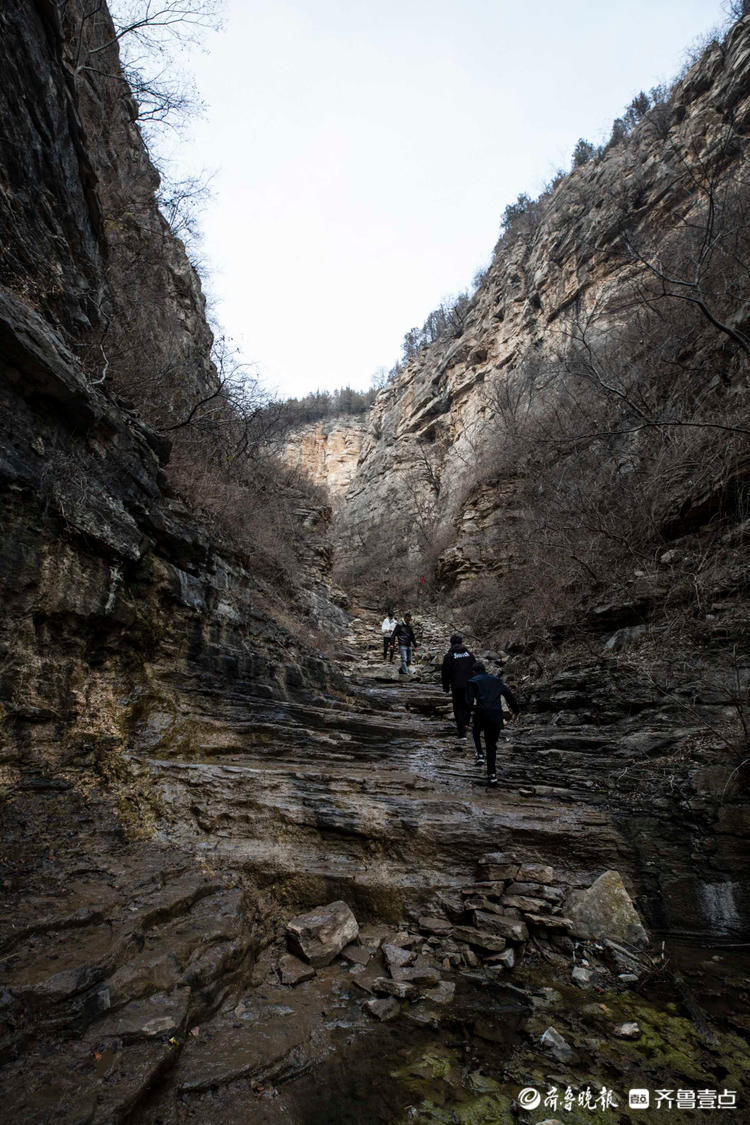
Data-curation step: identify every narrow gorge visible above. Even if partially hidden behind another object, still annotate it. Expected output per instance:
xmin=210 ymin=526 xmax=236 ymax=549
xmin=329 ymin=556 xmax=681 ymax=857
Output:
xmin=1 ymin=3 xmax=749 ymax=1123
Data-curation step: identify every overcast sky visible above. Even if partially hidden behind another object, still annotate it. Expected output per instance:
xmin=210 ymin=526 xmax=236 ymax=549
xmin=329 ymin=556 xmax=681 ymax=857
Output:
xmin=155 ymin=0 xmax=728 ymax=400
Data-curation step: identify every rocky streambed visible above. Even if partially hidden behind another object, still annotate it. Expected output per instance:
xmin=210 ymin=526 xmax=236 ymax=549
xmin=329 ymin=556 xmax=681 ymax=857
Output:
xmin=1 ymin=610 xmax=748 ymax=1123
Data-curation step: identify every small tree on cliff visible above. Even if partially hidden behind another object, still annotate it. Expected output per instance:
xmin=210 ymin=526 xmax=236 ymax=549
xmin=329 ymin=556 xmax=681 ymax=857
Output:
xmin=571 ymin=138 xmax=596 ymax=169
xmin=726 ymin=0 xmax=750 ymax=20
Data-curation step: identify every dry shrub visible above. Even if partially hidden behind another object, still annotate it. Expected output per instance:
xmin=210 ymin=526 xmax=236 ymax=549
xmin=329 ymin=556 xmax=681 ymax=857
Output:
xmin=167 ymin=439 xmax=315 ymax=583
xmin=149 ymin=346 xmax=329 ymax=587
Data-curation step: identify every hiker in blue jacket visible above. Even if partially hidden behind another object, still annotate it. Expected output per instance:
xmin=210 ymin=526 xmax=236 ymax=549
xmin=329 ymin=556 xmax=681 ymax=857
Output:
xmin=467 ymin=662 xmax=520 ymax=786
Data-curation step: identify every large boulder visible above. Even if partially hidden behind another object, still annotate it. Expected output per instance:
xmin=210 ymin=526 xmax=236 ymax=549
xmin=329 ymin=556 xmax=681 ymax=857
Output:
xmin=286 ymin=901 xmax=359 ymax=967
xmin=565 ymin=871 xmax=649 ymax=948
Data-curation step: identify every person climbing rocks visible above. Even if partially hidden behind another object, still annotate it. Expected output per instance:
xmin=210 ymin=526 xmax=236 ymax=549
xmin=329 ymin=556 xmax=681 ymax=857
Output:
xmin=380 ymin=609 xmax=398 ymax=661
xmin=391 ymin=613 xmax=417 ymax=675
xmin=441 ymin=633 xmax=476 ymax=740
xmin=467 ymin=662 xmax=519 ymax=786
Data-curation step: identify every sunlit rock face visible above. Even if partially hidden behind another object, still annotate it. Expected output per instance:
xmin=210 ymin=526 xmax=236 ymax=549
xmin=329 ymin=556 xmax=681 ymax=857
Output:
xmin=281 ymin=417 xmax=368 ymax=496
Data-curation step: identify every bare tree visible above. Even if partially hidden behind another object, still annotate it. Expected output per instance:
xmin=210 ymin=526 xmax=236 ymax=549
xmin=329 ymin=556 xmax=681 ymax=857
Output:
xmin=725 ymin=0 xmax=750 ymax=22
xmin=156 ymin=169 xmax=214 ymax=247
xmin=62 ymin=0 xmax=221 ymax=135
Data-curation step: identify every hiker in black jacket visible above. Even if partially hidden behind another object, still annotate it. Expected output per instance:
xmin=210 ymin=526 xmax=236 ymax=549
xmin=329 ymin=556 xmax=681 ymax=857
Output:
xmin=391 ymin=613 xmax=417 ymax=675
xmin=467 ymin=662 xmax=519 ymax=786
xmin=441 ymin=633 xmax=476 ymax=739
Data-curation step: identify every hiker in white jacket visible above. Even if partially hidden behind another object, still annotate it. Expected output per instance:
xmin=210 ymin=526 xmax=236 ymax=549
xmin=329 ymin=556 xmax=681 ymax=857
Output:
xmin=380 ymin=610 xmax=398 ymax=661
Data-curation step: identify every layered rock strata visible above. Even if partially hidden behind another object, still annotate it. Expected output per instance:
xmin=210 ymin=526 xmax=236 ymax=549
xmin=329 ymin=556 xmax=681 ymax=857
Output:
xmin=3 ymin=611 xmax=747 ymax=1121
xmin=326 ymin=19 xmax=750 ymax=580
xmin=280 ymin=417 xmax=367 ymax=496
xmin=1 ymin=4 xmax=749 ymax=1121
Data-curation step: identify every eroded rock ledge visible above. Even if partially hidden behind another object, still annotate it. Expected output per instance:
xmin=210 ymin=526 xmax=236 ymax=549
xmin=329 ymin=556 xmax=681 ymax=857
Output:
xmin=2 ymin=611 xmax=748 ymax=1122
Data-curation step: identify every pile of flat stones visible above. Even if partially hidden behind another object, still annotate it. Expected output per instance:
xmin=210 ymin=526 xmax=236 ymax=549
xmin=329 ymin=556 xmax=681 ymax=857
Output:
xmin=279 ymin=858 xmax=650 ymax=1020
xmin=415 ymin=852 xmax=574 ymax=977
xmin=279 ymin=855 xmax=579 ymax=1020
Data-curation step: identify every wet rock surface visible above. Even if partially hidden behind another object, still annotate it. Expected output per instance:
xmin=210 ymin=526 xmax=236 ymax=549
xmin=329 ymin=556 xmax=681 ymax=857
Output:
xmin=1 ymin=609 xmax=748 ymax=1121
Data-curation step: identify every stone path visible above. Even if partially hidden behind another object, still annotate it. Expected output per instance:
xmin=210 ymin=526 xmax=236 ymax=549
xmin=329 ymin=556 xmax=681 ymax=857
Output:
xmin=1 ymin=606 xmax=748 ymax=1123
xmin=137 ymin=607 xmax=634 ymax=905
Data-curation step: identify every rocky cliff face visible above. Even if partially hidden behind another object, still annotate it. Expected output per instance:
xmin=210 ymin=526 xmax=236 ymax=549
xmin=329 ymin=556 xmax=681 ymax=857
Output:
xmin=2 ymin=6 xmax=750 ymax=1122
xmin=0 ymin=0 xmax=214 ymax=414
xmin=0 ymin=1 xmax=347 ymax=781
xmin=334 ymin=20 xmax=750 ymax=593
xmin=0 ymin=287 xmax=345 ymax=780
xmin=281 ymin=416 xmax=367 ymax=496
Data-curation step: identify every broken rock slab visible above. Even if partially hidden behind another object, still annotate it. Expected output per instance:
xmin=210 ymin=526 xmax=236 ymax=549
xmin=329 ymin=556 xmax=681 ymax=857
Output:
xmin=507 ymin=881 xmax=565 ymax=902
xmin=278 ymin=954 xmax=316 ymax=986
xmin=286 ymin=900 xmax=359 ymax=967
xmin=418 ymin=915 xmax=453 ymax=935
xmin=524 ymin=913 xmax=574 ymax=933
xmin=503 ymin=894 xmax=549 ymax=913
xmin=517 ymin=864 xmax=555 ymax=885
xmin=451 ymin=925 xmax=508 ymax=952
xmin=571 ymin=966 xmax=593 ymax=988
xmin=435 ymin=891 xmax=465 ymax=920
xmin=423 ymin=980 xmax=455 ymax=1005
xmin=602 ymin=938 xmax=650 ymax=977
xmin=365 ymin=996 xmax=400 ymax=1021
xmin=382 ymin=942 xmax=415 ymax=970
xmin=540 ymin=1026 xmax=575 ymax=1063
xmin=95 ymin=987 xmax=190 ymax=1041
xmin=341 ymin=943 xmax=372 ymax=966
xmin=472 ymin=912 xmax=529 ymax=943
xmin=389 ymin=931 xmax=422 ymax=948
xmin=477 ymin=853 xmax=519 ymax=881
xmin=486 ymin=948 xmax=515 ymax=970
xmin=565 ymin=871 xmax=649 ymax=949
xmin=372 ymin=978 xmax=417 ymax=1000
xmin=391 ymin=964 xmax=441 ymax=987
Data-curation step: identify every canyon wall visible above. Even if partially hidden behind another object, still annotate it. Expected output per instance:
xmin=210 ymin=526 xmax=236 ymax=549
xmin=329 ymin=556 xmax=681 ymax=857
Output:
xmin=0 ymin=0 xmax=345 ymax=787
xmin=1 ymin=9 xmax=749 ymax=1121
xmin=0 ymin=0 xmax=215 ymax=414
xmin=281 ymin=416 xmax=368 ymax=496
xmin=328 ymin=21 xmax=750 ymax=593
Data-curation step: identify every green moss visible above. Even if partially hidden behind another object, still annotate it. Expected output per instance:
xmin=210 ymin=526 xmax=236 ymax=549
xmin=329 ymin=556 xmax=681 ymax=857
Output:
xmin=507 ymin=965 xmax=750 ymax=1125
xmin=453 ymin=1095 xmax=514 ymax=1124
xmin=592 ymin=991 xmax=750 ymax=1088
xmin=393 ymin=1045 xmax=515 ymax=1125
xmin=397 ymin=1095 xmax=514 ymax=1125
xmin=396 ymin=1043 xmax=460 ymax=1099
xmin=419 ymin=1053 xmax=453 ymax=1081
